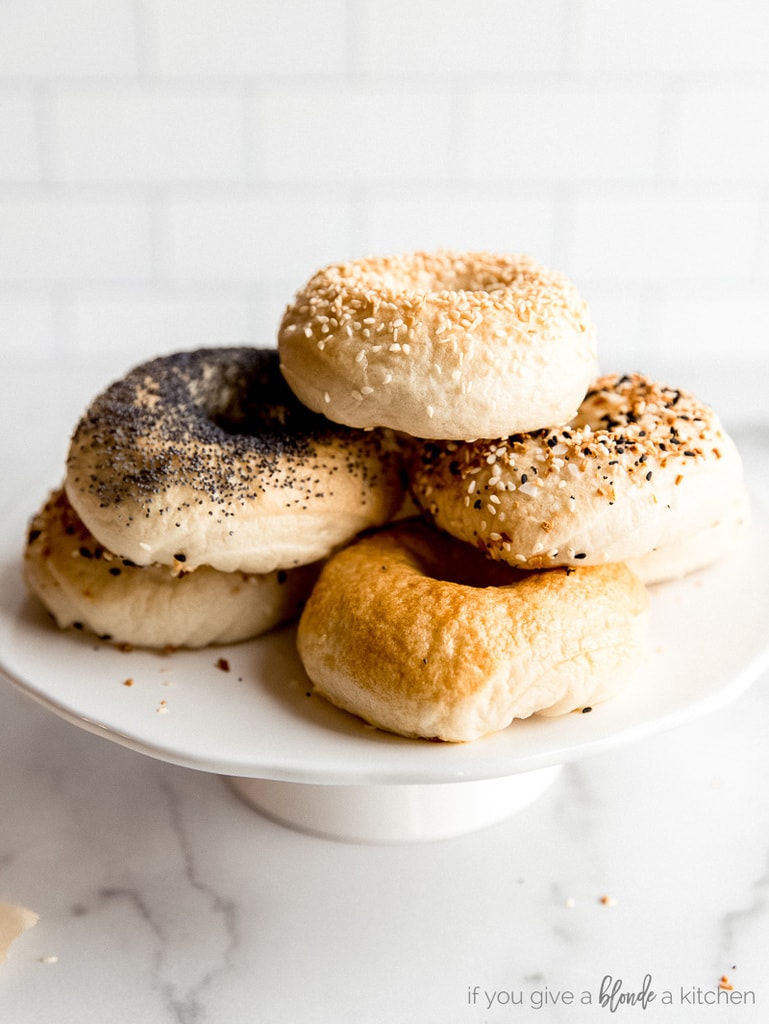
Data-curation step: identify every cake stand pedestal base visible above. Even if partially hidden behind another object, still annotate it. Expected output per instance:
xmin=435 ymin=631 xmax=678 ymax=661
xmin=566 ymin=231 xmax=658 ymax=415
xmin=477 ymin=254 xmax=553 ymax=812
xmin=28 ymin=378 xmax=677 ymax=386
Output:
xmin=229 ymin=764 xmax=563 ymax=844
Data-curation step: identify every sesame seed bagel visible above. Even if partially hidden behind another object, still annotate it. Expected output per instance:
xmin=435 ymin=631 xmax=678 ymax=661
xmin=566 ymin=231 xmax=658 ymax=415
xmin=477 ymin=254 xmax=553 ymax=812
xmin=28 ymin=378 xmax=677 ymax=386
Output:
xmin=65 ymin=347 xmax=404 ymax=574
xmin=407 ymin=373 xmax=749 ymax=585
xmin=24 ymin=489 xmax=321 ymax=648
xmin=278 ymin=250 xmax=597 ymax=440
xmin=297 ymin=519 xmax=649 ymax=743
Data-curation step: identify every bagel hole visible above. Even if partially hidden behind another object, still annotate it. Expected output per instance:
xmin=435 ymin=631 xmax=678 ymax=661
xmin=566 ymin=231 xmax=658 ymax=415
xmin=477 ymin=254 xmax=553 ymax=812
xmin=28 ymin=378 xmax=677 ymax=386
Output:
xmin=208 ymin=375 xmax=320 ymax=440
xmin=209 ymin=382 xmax=286 ymax=436
xmin=398 ymin=524 xmax=525 ymax=589
xmin=434 ymin=550 xmax=524 ymax=589
xmin=388 ymin=259 xmax=528 ymax=297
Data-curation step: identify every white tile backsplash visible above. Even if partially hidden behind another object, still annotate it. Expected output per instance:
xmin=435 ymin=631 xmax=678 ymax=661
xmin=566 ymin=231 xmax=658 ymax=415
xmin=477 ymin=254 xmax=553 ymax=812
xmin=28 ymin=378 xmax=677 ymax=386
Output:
xmin=0 ymin=296 xmax=57 ymax=357
xmin=165 ymin=195 xmax=353 ymax=282
xmin=1 ymin=0 xmax=767 ymax=405
xmin=678 ymin=88 xmax=769 ymax=181
xmin=51 ymin=87 xmax=248 ymax=182
xmin=579 ymin=0 xmax=769 ymax=74
xmin=757 ymin=201 xmax=769 ymax=281
xmin=70 ymin=289 xmax=254 ymax=363
xmin=257 ymin=87 xmax=456 ymax=183
xmin=467 ymin=86 xmax=665 ymax=182
xmin=653 ymin=289 xmax=769 ymax=366
xmin=146 ymin=0 xmax=350 ymax=76
xmin=571 ymin=192 xmax=762 ymax=283
xmin=0 ymin=93 xmax=40 ymax=180
xmin=360 ymin=0 xmax=566 ymax=75
xmin=0 ymin=196 xmax=152 ymax=282
xmin=361 ymin=190 xmax=558 ymax=262
xmin=0 ymin=0 xmax=138 ymax=77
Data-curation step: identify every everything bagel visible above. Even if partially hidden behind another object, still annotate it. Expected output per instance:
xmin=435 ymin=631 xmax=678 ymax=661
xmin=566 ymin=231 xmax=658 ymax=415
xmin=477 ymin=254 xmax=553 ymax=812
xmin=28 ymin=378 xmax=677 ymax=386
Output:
xmin=407 ymin=373 xmax=749 ymax=584
xmin=279 ymin=250 xmax=596 ymax=440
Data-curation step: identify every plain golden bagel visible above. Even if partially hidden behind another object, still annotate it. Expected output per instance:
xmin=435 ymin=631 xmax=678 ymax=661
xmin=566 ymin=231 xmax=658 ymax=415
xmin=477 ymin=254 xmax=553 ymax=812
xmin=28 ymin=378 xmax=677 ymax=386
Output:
xmin=297 ymin=520 xmax=649 ymax=743
xmin=408 ymin=373 xmax=749 ymax=584
xmin=278 ymin=250 xmax=597 ymax=440
xmin=24 ymin=489 xmax=321 ymax=649
xmin=65 ymin=347 xmax=404 ymax=575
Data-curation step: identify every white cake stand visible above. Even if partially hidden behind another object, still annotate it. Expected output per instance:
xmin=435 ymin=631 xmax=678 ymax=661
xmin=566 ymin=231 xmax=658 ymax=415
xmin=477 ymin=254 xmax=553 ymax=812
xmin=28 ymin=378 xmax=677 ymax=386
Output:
xmin=2 ymin=491 xmax=768 ymax=844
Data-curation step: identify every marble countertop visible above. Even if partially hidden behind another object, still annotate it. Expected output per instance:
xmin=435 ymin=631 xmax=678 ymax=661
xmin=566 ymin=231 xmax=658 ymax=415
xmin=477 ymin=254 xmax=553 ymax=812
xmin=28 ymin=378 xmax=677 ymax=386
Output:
xmin=1 ymin=364 xmax=768 ymax=1023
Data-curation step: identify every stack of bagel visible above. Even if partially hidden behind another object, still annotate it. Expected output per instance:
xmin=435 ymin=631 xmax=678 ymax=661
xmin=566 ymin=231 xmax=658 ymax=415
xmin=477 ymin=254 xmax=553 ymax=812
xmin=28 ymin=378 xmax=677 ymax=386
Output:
xmin=24 ymin=251 xmax=750 ymax=742
xmin=24 ymin=347 xmax=405 ymax=649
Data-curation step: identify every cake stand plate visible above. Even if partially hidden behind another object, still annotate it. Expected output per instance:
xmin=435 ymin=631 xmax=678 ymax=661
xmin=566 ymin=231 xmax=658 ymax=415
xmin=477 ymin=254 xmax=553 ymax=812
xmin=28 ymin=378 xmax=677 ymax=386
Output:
xmin=2 ymin=489 xmax=768 ymax=843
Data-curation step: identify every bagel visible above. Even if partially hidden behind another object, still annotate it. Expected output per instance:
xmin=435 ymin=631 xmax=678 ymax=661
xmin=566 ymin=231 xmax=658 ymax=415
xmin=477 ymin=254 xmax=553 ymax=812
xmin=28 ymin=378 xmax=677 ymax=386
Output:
xmin=65 ymin=347 xmax=404 ymax=575
xmin=407 ymin=373 xmax=749 ymax=584
xmin=24 ymin=488 xmax=321 ymax=649
xmin=278 ymin=250 xmax=596 ymax=440
xmin=297 ymin=520 xmax=649 ymax=742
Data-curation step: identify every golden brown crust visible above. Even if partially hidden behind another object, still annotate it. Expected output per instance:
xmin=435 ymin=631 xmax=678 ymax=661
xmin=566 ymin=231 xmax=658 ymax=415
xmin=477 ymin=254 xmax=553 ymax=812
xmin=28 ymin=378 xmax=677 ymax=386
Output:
xmin=65 ymin=347 xmax=405 ymax=573
xmin=297 ymin=520 xmax=649 ymax=742
xmin=407 ymin=373 xmax=749 ymax=584
xmin=24 ymin=488 xmax=321 ymax=649
xmin=279 ymin=250 xmax=596 ymax=439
